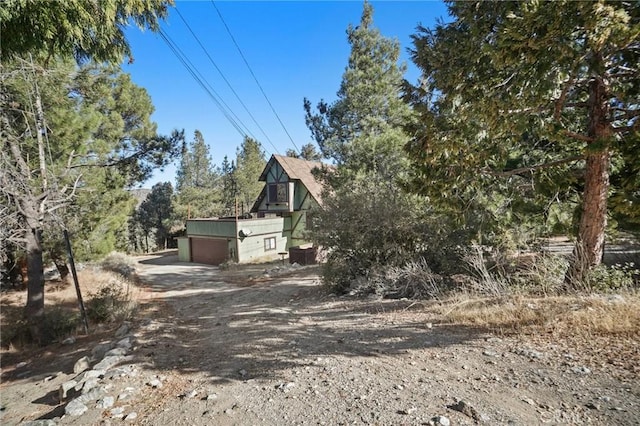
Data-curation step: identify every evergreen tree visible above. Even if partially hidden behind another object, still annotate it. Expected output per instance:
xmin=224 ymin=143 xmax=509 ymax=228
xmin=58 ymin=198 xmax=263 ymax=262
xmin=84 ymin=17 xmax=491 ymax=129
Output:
xmin=406 ymin=0 xmax=640 ymax=284
xmin=233 ymin=137 xmax=266 ymax=215
xmin=0 ymin=0 xmax=175 ymax=340
xmin=219 ymin=155 xmax=237 ymax=217
xmin=304 ymin=2 xmax=423 ymax=292
xmin=137 ymin=182 xmax=174 ymax=250
xmin=304 ymin=1 xmax=415 ymax=184
xmin=286 ymin=143 xmax=322 ymax=161
xmin=174 ymin=130 xmax=221 ymax=220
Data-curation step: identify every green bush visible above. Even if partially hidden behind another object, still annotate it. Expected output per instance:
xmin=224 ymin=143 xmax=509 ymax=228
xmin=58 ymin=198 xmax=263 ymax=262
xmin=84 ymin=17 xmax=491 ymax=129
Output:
xmin=86 ymin=283 xmax=135 ymax=323
xmin=41 ymin=307 xmax=80 ymax=344
xmin=583 ymin=263 xmax=636 ymax=292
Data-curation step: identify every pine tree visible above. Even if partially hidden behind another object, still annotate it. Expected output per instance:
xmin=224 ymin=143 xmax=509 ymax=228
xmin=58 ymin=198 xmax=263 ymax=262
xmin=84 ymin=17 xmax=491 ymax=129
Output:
xmin=406 ymin=0 xmax=640 ymax=284
xmin=233 ymin=137 xmax=266 ymax=215
xmin=304 ymin=1 xmax=415 ymax=184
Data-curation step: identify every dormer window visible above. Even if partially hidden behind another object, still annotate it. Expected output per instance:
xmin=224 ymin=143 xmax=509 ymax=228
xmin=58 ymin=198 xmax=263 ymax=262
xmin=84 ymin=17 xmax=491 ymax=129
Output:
xmin=268 ymin=183 xmax=288 ymax=203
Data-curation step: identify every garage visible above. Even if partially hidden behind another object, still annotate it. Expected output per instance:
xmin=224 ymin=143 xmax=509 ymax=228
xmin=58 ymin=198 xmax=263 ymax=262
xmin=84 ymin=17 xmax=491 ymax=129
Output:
xmin=190 ymin=237 xmax=229 ymax=265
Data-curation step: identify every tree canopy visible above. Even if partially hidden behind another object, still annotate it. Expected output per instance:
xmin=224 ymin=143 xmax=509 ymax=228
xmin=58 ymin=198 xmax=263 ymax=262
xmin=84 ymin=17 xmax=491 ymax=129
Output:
xmin=0 ymin=0 xmax=172 ymax=64
xmin=406 ymin=0 xmax=639 ymax=283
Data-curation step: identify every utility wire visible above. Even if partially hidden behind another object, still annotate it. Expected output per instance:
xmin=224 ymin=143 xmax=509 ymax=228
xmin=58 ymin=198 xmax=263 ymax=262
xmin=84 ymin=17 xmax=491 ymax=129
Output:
xmin=211 ymin=1 xmax=300 ymax=154
xmin=174 ymin=6 xmax=280 ymax=156
xmin=158 ymin=28 xmax=253 ymax=140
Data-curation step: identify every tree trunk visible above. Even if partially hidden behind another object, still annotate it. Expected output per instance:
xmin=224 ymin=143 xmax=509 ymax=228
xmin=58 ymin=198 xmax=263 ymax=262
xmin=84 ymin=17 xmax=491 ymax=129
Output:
xmin=566 ymin=75 xmax=611 ymax=287
xmin=24 ymin=227 xmax=45 ymax=342
xmin=53 ymin=255 xmax=70 ymax=282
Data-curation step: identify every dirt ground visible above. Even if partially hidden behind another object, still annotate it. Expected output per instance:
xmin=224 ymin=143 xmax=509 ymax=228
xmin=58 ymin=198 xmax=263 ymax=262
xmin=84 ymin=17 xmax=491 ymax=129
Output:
xmin=1 ymin=252 xmax=639 ymax=425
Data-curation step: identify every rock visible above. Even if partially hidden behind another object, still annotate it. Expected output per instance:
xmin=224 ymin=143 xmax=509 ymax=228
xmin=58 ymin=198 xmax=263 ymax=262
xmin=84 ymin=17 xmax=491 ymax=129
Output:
xmin=431 ymin=416 xmax=451 ymax=426
xmin=73 ymin=356 xmax=91 ymax=374
xmin=110 ymin=407 xmax=125 ymax=418
xmin=92 ymin=342 xmax=115 ymax=361
xmin=97 ymin=396 xmax=115 ymax=409
xmin=239 ymin=369 xmax=248 ymax=378
xmin=80 ymin=378 xmax=100 ymax=393
xmin=124 ymin=412 xmax=137 ymax=421
xmin=147 ymin=378 xmax=163 ymax=388
xmin=448 ymin=400 xmax=487 ymax=422
xmin=206 ymin=393 xmax=218 ymax=401
xmin=585 ymin=402 xmax=600 ymax=410
xmin=94 ymin=355 xmax=129 ymax=371
xmin=516 ymin=348 xmax=544 ymax=360
xmin=398 ymin=407 xmax=417 ymax=415
xmin=115 ymin=323 xmax=130 ymax=338
xmin=276 ymin=382 xmax=296 ymax=392
xmin=22 ymin=420 xmax=58 ymax=426
xmin=59 ymin=380 xmax=78 ymax=400
xmin=65 ymin=399 xmax=88 ymax=416
xmin=185 ymin=390 xmax=198 ymax=399
xmin=116 ymin=337 xmax=134 ymax=350
xmin=482 ymin=350 xmax=498 ymax=357
xmin=16 ymin=361 xmax=28 ymax=368
xmin=76 ymin=387 xmax=106 ymax=404
xmin=571 ymin=366 xmax=591 ymax=375
xmin=104 ymin=347 xmax=128 ymax=358
xmin=62 ymin=336 xmax=76 ymax=345
xmin=522 ymin=397 xmax=536 ymax=406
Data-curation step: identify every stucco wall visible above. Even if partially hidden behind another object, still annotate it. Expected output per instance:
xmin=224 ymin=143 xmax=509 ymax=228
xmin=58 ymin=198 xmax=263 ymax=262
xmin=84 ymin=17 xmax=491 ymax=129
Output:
xmin=236 ymin=217 xmax=287 ymax=263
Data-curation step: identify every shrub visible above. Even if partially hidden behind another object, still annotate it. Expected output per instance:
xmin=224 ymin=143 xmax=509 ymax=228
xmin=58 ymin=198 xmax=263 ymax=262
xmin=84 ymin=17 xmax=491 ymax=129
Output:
xmin=583 ymin=263 xmax=636 ymax=293
xmin=86 ymin=281 xmax=135 ymax=323
xmin=41 ymin=307 xmax=80 ymax=344
xmin=100 ymin=252 xmax=136 ymax=279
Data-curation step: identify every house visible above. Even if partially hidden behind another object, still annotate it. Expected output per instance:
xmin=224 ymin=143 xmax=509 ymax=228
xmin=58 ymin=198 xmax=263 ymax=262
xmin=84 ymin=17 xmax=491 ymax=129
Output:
xmin=177 ymin=154 xmax=324 ymax=265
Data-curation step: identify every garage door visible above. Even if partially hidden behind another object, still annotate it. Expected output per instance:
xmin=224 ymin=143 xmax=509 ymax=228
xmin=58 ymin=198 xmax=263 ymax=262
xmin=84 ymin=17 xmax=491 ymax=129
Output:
xmin=190 ymin=238 xmax=229 ymax=265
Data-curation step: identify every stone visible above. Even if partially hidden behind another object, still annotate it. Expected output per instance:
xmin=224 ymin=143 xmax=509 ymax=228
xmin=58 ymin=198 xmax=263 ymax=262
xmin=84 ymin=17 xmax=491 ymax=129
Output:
xmin=97 ymin=396 xmax=115 ymax=409
xmin=81 ymin=378 xmax=100 ymax=393
xmin=94 ymin=355 xmax=130 ymax=371
xmin=206 ymin=393 xmax=218 ymax=401
xmin=448 ymin=400 xmax=487 ymax=422
xmin=92 ymin=342 xmax=115 ymax=361
xmin=431 ymin=416 xmax=450 ymax=426
xmin=571 ymin=366 xmax=591 ymax=375
xmin=110 ymin=407 xmax=125 ymax=418
xmin=482 ymin=350 xmax=498 ymax=357
xmin=124 ymin=412 xmax=138 ymax=421
xmin=104 ymin=347 xmax=128 ymax=358
xmin=147 ymin=378 xmax=163 ymax=388
xmin=76 ymin=387 xmax=106 ymax=404
xmin=59 ymin=380 xmax=78 ymax=401
xmin=62 ymin=336 xmax=76 ymax=345
xmin=186 ymin=390 xmax=198 ymax=399
xmin=73 ymin=356 xmax=91 ymax=374
xmin=517 ymin=348 xmax=544 ymax=360
xmin=115 ymin=323 xmax=130 ymax=338
xmin=116 ymin=337 xmax=134 ymax=350
xmin=65 ymin=399 xmax=88 ymax=416
xmin=22 ymin=420 xmax=58 ymax=426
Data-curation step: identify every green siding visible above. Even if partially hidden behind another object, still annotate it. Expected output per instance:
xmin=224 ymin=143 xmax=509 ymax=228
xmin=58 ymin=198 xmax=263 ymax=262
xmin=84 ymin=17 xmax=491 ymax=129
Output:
xmin=236 ymin=217 xmax=286 ymax=263
xmin=187 ymin=219 xmax=236 ymax=238
xmin=177 ymin=237 xmax=190 ymax=262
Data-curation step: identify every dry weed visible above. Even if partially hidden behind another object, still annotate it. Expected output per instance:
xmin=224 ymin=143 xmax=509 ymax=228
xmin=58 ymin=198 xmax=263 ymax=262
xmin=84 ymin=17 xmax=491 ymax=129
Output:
xmin=439 ymin=294 xmax=640 ymax=338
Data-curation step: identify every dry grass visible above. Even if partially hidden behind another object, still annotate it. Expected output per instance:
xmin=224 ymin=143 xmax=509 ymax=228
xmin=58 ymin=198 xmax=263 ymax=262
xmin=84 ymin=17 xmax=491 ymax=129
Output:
xmin=439 ymin=293 xmax=640 ymax=338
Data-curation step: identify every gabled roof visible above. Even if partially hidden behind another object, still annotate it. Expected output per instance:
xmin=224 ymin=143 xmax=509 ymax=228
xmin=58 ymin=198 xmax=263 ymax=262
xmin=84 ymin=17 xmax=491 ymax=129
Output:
xmin=259 ymin=154 xmax=327 ymax=205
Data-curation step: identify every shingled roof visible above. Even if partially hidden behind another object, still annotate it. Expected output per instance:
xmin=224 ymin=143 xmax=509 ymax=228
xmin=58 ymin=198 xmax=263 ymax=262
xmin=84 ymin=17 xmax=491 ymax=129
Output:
xmin=259 ymin=154 xmax=327 ymax=205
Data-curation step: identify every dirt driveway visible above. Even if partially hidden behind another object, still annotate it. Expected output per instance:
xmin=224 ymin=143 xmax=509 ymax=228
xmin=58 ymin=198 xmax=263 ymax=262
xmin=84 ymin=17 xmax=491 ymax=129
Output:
xmin=2 ymin=253 xmax=639 ymax=425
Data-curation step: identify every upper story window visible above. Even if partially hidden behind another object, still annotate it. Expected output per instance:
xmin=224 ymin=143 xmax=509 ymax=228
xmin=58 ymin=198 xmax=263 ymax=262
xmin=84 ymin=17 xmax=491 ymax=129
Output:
xmin=268 ymin=183 xmax=288 ymax=203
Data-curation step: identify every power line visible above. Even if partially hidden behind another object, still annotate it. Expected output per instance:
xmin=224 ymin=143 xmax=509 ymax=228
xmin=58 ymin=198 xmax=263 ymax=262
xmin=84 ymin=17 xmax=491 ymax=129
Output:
xmin=158 ymin=27 xmax=253 ymax=140
xmin=174 ymin=5 xmax=281 ymax=156
xmin=211 ymin=1 xmax=300 ymax=154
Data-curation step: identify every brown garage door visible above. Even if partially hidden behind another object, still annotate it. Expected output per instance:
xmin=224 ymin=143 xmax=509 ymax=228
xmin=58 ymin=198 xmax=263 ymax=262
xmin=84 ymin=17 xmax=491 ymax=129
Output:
xmin=190 ymin=238 xmax=228 ymax=265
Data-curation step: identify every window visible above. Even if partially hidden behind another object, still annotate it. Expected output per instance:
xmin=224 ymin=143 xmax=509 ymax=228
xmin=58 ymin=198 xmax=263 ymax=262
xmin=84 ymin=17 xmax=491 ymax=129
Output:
xmin=264 ymin=237 xmax=276 ymax=251
xmin=268 ymin=183 xmax=288 ymax=203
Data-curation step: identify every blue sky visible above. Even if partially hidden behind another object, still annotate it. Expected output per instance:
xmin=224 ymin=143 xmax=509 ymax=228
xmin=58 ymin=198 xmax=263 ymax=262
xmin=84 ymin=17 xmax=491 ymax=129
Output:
xmin=123 ymin=1 xmax=449 ymax=188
